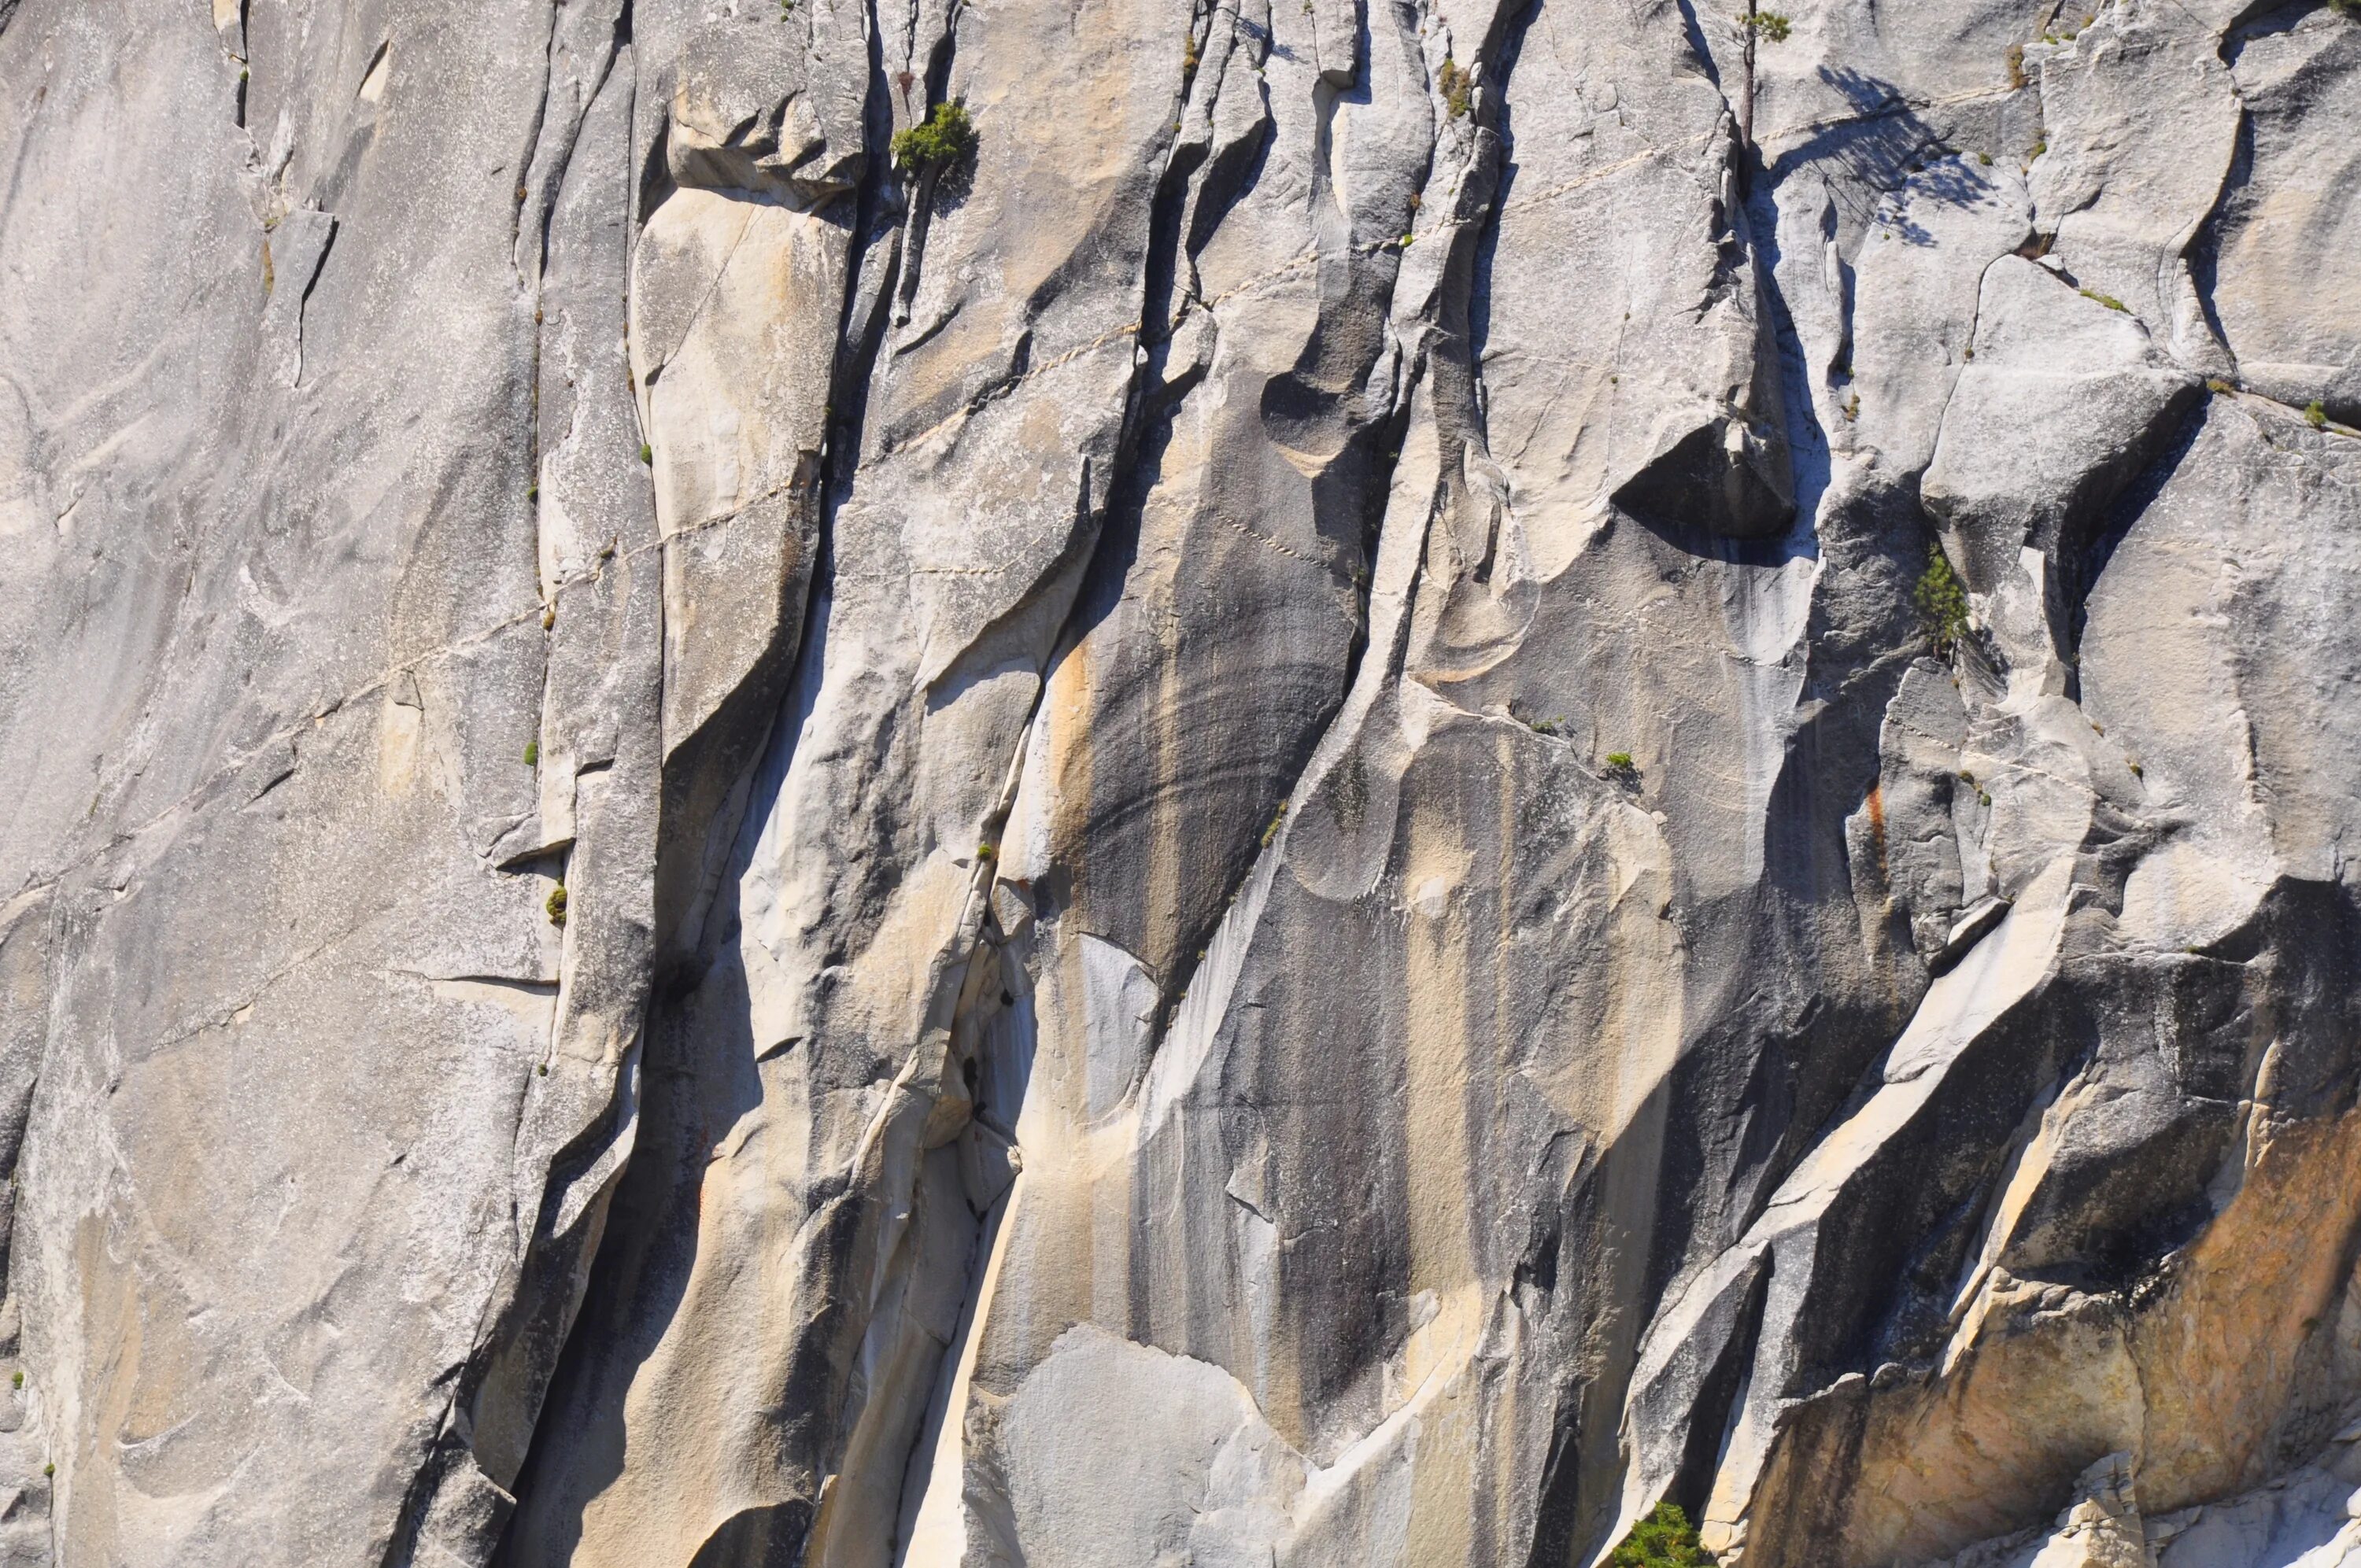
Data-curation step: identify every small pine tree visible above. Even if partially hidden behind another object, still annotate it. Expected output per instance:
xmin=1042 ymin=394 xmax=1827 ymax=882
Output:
xmin=892 ymin=101 xmax=979 ymax=178
xmin=1608 ymin=1501 xmax=1716 ymax=1566
xmin=1916 ymin=552 xmax=1971 ymax=655
xmin=1749 ymin=10 xmax=1794 ymax=42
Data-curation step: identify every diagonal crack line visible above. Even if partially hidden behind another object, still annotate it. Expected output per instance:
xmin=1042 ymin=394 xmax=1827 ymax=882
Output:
xmin=878 ymin=317 xmax=1147 ymax=457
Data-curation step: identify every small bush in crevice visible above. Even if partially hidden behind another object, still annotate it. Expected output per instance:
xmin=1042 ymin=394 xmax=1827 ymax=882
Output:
xmin=1607 ymin=1501 xmax=1713 ymax=1566
xmin=523 ymin=740 xmax=539 ymax=766
xmin=2305 ymin=400 xmax=2330 ymax=430
xmin=892 ymin=101 xmax=979 ymax=182
xmin=1749 ymin=10 xmax=1794 ymax=42
xmin=2078 ymin=286 xmax=2129 ymax=313
xmin=1916 ymin=551 xmax=1971 ymax=655
xmin=1604 ymin=751 xmax=1639 ymax=784
xmin=1437 ymin=57 xmax=1472 ymax=119
xmin=545 ymin=886 xmax=568 ymax=927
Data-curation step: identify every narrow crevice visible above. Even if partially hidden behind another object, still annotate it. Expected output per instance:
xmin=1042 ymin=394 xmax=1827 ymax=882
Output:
xmin=1466 ymin=0 xmax=1546 ymax=461
xmin=2064 ymin=394 xmax=2206 ymax=664
xmin=507 ymin=15 xmax=561 ymax=279
xmin=890 ymin=1 xmax=970 ymax=319
xmin=493 ymin=3 xmax=949 ymax=1553
xmin=1743 ymin=174 xmax=1831 ymax=554
xmin=2185 ymin=99 xmax=2252 ymax=369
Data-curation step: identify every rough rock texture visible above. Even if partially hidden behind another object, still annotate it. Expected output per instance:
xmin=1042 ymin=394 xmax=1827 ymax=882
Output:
xmin=3 ymin=0 xmax=2361 ymax=1564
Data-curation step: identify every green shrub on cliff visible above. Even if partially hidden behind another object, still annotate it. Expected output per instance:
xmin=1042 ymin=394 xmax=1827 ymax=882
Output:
xmin=1916 ymin=552 xmax=1971 ymax=655
xmin=1609 ymin=1502 xmax=1714 ymax=1566
xmin=892 ymin=101 xmax=978 ymax=178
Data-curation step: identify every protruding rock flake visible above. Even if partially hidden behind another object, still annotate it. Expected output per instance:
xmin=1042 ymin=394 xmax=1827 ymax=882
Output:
xmin=2 ymin=0 xmax=2359 ymax=1563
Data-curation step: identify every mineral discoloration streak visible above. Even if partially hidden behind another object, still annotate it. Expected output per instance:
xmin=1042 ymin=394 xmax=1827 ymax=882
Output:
xmin=2 ymin=0 xmax=2360 ymax=1563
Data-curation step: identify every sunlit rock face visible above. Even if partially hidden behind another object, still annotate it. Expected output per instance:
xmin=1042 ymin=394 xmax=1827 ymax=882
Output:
xmin=3 ymin=0 xmax=2360 ymax=1564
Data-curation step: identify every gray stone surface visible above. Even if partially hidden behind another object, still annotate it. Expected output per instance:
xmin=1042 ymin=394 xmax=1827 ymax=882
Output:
xmin=2 ymin=0 xmax=2361 ymax=1565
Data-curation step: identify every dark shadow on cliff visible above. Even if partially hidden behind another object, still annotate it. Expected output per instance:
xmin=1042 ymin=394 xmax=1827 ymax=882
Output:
xmin=1766 ymin=68 xmax=1997 ymax=245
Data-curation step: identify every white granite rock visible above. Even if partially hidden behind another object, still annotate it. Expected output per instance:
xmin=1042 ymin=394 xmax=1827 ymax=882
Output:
xmin=4 ymin=0 xmax=2361 ymax=1564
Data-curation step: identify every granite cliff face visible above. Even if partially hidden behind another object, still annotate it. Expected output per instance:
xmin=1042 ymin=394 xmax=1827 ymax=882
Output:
xmin=3 ymin=0 xmax=2360 ymax=1562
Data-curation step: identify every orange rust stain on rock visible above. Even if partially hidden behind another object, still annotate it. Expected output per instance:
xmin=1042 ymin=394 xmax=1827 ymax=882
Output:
xmin=1864 ymin=780 xmax=1888 ymax=881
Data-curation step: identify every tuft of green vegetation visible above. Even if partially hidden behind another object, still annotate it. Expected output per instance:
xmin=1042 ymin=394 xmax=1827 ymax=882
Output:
xmin=638 ymin=442 xmax=652 ymax=464
xmin=1608 ymin=1501 xmax=1714 ymax=1566
xmin=545 ymin=885 xmax=568 ymax=927
xmin=523 ymin=740 xmax=539 ymax=767
xmin=2331 ymin=0 xmax=2355 ymax=19
xmin=2006 ymin=43 xmax=2027 ymax=88
xmin=1916 ymin=552 xmax=1971 ymax=655
xmin=1262 ymin=800 xmax=1289 ymax=849
xmin=1605 ymin=751 xmax=1637 ymax=776
xmin=2206 ymin=377 xmax=2235 ymax=394
xmin=1437 ymin=57 xmax=1473 ymax=119
xmin=1978 ymin=150 xmax=1993 ymax=165
xmin=42 ymin=1464 xmax=52 ymax=1479
xmin=1749 ymin=10 xmax=1794 ymax=42
xmin=1531 ymin=717 xmax=1561 ymax=736
xmin=9 ymin=1372 xmax=19 ymax=1390
xmin=2078 ymin=287 xmax=2129 ymax=313
xmin=2305 ymin=400 xmax=2330 ymax=430
xmin=527 ymin=481 xmax=538 ymax=500
xmin=977 ymin=841 xmax=996 ymax=861
xmin=892 ymin=100 xmax=979 ymax=179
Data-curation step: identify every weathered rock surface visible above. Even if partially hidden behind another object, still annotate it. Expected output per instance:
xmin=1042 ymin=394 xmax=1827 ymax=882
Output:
xmin=2 ymin=0 xmax=2359 ymax=1565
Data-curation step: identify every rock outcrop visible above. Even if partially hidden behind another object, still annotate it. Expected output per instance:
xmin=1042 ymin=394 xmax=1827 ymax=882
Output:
xmin=2 ymin=0 xmax=2359 ymax=1564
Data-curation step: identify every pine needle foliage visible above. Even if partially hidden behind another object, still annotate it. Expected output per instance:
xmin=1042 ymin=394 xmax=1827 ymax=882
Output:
xmin=892 ymin=101 xmax=978 ymax=178
xmin=1916 ymin=552 xmax=1971 ymax=655
xmin=1608 ymin=1502 xmax=1715 ymax=1566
